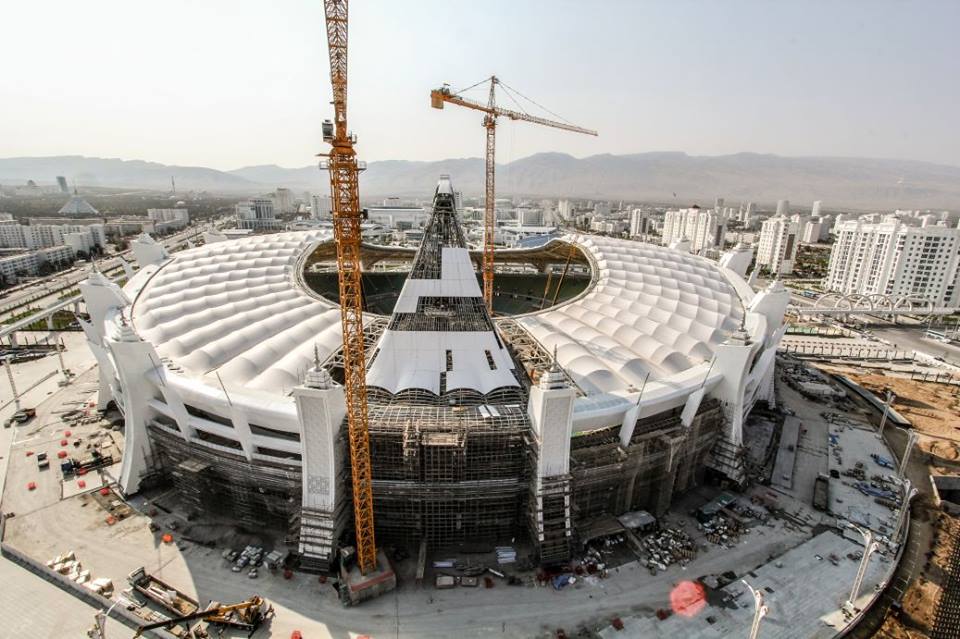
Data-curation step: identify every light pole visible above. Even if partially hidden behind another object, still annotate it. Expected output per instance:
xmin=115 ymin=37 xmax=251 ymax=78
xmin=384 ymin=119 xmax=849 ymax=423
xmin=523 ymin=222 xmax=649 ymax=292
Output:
xmin=846 ymin=524 xmax=879 ymax=612
xmin=877 ymin=390 xmax=895 ymax=441
xmin=899 ymin=430 xmax=918 ymax=480
xmin=894 ymin=480 xmax=919 ymax=544
xmin=742 ymin=579 xmax=769 ymax=639
xmin=3 ymin=356 xmax=20 ymax=412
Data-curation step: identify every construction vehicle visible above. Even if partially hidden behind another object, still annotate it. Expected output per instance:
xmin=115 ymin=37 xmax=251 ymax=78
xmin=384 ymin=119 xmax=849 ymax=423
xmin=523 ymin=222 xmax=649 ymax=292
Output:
xmin=127 ymin=566 xmax=200 ymax=617
xmin=430 ymin=76 xmax=596 ymax=312
xmin=5 ymin=407 xmax=36 ymax=427
xmin=61 ymin=450 xmax=114 ymax=477
xmin=320 ymin=0 xmax=392 ymax=597
xmin=132 ymin=595 xmax=273 ymax=637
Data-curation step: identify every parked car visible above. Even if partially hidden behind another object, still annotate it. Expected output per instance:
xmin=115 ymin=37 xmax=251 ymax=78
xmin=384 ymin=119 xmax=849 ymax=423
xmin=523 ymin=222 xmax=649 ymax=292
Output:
xmin=248 ymin=568 xmax=258 ymax=579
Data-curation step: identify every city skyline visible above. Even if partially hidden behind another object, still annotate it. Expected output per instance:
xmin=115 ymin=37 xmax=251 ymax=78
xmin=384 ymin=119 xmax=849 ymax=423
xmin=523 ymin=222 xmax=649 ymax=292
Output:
xmin=2 ymin=1 xmax=959 ymax=170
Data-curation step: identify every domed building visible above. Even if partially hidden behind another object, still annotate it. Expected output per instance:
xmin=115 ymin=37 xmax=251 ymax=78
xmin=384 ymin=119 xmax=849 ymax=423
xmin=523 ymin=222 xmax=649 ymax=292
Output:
xmin=79 ymin=177 xmax=788 ymax=569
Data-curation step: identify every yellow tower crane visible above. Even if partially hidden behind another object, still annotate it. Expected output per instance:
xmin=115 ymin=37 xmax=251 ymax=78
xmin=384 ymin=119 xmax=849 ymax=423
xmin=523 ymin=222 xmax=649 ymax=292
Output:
xmin=319 ymin=0 xmax=377 ymax=576
xmin=431 ymin=76 xmax=597 ymax=312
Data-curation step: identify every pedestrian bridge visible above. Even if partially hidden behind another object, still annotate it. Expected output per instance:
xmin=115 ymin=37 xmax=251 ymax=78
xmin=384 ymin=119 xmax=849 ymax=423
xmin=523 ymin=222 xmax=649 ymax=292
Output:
xmin=792 ymin=292 xmax=958 ymax=317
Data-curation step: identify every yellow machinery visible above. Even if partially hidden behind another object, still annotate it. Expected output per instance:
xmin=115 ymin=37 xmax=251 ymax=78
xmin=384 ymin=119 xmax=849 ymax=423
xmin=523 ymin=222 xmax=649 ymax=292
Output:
xmin=430 ymin=77 xmax=597 ymax=312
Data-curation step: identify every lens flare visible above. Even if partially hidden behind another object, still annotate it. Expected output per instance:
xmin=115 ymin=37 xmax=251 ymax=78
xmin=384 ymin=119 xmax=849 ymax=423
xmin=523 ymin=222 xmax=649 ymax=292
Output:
xmin=670 ymin=580 xmax=707 ymax=618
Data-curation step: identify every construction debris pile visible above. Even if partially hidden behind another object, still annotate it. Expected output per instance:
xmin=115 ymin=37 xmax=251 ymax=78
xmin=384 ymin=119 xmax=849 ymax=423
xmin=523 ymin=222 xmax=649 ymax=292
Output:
xmin=699 ymin=515 xmax=746 ymax=547
xmin=46 ymin=550 xmax=114 ymax=596
xmin=639 ymin=527 xmax=697 ymax=574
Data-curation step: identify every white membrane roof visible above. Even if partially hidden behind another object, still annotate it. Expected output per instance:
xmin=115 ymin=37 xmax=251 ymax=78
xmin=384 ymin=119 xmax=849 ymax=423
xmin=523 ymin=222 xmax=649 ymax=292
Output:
xmin=516 ymin=233 xmax=744 ymax=394
xmin=129 ymin=230 xmax=746 ymax=397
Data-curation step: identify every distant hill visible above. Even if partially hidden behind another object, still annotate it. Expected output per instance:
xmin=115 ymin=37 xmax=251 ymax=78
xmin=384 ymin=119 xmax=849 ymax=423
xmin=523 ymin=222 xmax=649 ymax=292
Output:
xmin=0 ymin=156 xmax=255 ymax=191
xmin=3 ymin=152 xmax=960 ymax=209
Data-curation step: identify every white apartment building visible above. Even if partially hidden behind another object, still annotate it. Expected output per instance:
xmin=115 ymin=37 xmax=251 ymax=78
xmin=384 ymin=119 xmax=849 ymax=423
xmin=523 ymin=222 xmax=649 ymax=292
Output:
xmin=236 ymin=198 xmax=282 ymax=231
xmin=801 ymin=218 xmax=822 ymax=244
xmin=825 ymin=217 xmax=960 ymax=306
xmin=756 ymin=216 xmax=799 ymax=275
xmin=0 ymin=245 xmax=76 ymax=283
xmin=147 ymin=208 xmax=190 ymax=233
xmin=661 ymin=207 xmax=726 ymax=254
xmin=516 ymin=207 xmax=544 ymax=227
xmin=273 ymin=188 xmax=295 ymax=214
xmin=310 ymin=195 xmax=332 ymax=220
xmin=590 ymin=219 xmax=628 ymax=235
xmin=629 ymin=209 xmax=652 ymax=238
xmin=365 ymin=207 xmax=428 ymax=230
xmin=0 ymin=220 xmax=105 ymax=251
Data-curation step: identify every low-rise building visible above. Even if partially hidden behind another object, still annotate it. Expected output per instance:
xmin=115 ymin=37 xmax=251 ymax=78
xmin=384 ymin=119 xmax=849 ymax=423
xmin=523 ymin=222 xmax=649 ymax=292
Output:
xmin=236 ymin=198 xmax=283 ymax=231
xmin=0 ymin=245 xmax=75 ymax=284
xmin=147 ymin=208 xmax=190 ymax=233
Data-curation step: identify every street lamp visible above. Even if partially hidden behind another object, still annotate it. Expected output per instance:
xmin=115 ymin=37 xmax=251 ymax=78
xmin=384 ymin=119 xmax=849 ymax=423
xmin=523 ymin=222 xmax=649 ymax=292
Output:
xmin=894 ymin=479 xmax=919 ymax=544
xmin=877 ymin=390 xmax=895 ymax=441
xmin=899 ymin=430 xmax=918 ymax=480
xmin=741 ymin=579 xmax=769 ymax=639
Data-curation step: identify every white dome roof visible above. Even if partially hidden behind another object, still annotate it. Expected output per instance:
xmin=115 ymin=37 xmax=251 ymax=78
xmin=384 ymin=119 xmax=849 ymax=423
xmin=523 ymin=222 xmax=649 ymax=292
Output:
xmin=516 ymin=234 xmax=744 ymax=394
xmin=130 ymin=231 xmax=747 ymax=399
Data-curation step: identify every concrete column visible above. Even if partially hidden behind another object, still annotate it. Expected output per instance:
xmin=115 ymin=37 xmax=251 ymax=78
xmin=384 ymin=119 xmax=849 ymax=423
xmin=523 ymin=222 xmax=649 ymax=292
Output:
xmin=527 ymin=360 xmax=576 ymax=562
xmin=292 ymin=365 xmax=347 ymax=571
xmin=109 ymin=320 xmax=161 ymax=495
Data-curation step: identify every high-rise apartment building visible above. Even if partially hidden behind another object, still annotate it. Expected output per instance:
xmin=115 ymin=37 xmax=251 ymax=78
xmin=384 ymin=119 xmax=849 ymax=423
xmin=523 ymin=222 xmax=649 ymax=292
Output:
xmin=311 ymin=195 xmax=332 ymax=220
xmin=629 ymin=209 xmax=652 ymax=238
xmin=825 ymin=217 xmax=960 ymax=306
xmin=756 ymin=216 xmax=799 ymax=275
xmin=661 ymin=207 xmax=726 ymax=254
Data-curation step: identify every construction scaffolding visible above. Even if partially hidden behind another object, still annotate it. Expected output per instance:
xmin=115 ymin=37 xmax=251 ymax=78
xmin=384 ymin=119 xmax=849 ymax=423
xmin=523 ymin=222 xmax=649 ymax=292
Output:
xmin=569 ymin=399 xmax=723 ymax=530
xmin=366 ymin=402 xmax=530 ymax=546
xmin=148 ymin=424 xmax=303 ymax=540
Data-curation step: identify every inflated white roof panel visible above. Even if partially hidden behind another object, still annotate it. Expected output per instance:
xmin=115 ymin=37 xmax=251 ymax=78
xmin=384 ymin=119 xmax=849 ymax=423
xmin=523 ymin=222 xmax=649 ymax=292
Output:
xmin=516 ymin=233 xmax=743 ymax=394
xmin=129 ymin=230 xmax=745 ymax=400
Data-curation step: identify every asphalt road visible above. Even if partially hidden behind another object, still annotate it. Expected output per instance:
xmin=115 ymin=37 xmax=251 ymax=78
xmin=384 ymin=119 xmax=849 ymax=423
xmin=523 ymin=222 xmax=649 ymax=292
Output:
xmin=871 ymin=326 xmax=960 ymax=368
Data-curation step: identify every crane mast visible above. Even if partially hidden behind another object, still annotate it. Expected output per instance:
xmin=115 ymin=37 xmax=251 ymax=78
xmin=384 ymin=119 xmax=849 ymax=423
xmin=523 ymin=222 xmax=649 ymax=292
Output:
xmin=431 ymin=77 xmax=597 ymax=313
xmin=321 ymin=0 xmax=377 ymax=576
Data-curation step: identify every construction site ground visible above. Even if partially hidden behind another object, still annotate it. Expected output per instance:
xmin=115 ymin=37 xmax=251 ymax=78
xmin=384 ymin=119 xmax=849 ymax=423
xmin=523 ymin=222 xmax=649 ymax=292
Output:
xmin=0 ymin=333 xmax=916 ymax=639
xmin=817 ymin=365 xmax=960 ymax=463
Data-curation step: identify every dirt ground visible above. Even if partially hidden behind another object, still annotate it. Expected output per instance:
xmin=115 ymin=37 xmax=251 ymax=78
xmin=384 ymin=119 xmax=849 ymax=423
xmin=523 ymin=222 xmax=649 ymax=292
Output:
xmin=821 ymin=367 xmax=960 ymax=461
xmin=871 ymin=495 xmax=959 ymax=638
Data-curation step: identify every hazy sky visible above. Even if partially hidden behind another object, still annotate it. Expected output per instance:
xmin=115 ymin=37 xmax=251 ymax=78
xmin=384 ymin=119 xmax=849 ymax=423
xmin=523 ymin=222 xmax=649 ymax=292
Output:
xmin=2 ymin=0 xmax=958 ymax=170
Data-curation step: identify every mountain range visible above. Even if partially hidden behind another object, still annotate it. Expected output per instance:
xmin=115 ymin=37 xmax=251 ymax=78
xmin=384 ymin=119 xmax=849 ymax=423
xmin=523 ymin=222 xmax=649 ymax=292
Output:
xmin=2 ymin=152 xmax=960 ymax=210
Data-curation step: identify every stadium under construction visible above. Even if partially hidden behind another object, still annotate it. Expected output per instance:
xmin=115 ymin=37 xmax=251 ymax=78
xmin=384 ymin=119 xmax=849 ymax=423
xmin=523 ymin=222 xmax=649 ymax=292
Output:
xmin=78 ymin=176 xmax=790 ymax=571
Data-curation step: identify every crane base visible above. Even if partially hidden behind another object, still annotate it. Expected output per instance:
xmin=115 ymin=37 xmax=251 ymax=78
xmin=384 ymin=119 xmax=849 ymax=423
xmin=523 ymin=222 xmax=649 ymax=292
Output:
xmin=341 ymin=550 xmax=397 ymax=605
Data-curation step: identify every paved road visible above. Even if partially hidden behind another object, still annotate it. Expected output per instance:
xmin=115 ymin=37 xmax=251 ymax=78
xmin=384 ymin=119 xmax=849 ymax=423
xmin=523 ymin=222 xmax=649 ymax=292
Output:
xmin=0 ymin=334 xmax=125 ymax=639
xmin=871 ymin=326 xmax=960 ymax=368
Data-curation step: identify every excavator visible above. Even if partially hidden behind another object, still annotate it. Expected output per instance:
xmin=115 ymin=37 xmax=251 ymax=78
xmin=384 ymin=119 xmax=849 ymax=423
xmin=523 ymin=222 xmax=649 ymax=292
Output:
xmin=133 ymin=596 xmax=272 ymax=637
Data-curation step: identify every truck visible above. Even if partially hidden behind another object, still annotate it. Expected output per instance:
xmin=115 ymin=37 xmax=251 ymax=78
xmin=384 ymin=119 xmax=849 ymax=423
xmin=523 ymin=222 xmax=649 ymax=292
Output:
xmin=127 ymin=567 xmax=200 ymax=617
xmin=813 ymin=474 xmax=830 ymax=512
xmin=4 ymin=407 xmax=36 ymax=428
